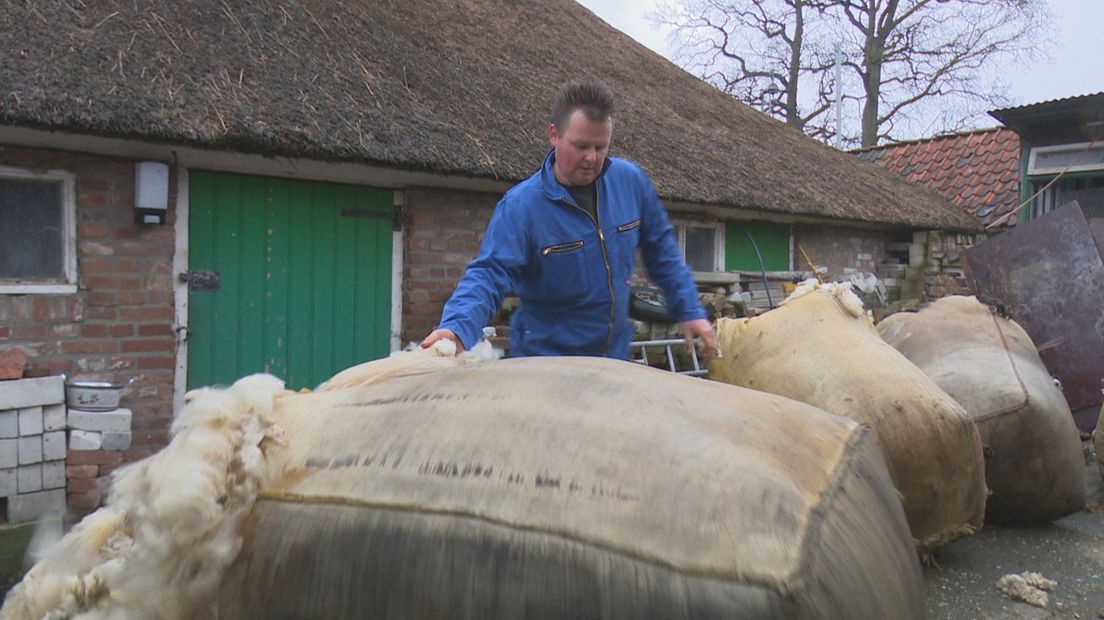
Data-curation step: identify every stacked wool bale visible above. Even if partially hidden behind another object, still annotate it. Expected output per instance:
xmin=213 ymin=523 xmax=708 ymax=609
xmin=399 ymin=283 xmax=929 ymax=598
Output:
xmin=878 ymin=296 xmax=1085 ymax=524
xmin=709 ymin=281 xmax=987 ymax=551
xmin=5 ymin=344 xmax=928 ymax=619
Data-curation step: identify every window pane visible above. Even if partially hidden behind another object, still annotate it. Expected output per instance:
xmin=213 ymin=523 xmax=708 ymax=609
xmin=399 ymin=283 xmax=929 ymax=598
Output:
xmin=684 ymin=226 xmax=715 ymax=272
xmin=0 ymin=178 xmax=64 ymax=279
xmin=1033 ymin=145 xmax=1104 ymax=173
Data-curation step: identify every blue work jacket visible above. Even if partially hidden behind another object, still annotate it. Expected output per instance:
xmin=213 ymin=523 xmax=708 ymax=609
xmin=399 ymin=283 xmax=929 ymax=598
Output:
xmin=439 ymin=150 xmax=706 ymax=359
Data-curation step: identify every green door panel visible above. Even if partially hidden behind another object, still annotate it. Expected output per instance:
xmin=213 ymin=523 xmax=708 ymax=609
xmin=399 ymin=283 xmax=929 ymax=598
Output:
xmin=725 ymin=221 xmax=790 ymax=271
xmin=188 ymin=171 xmax=392 ymax=391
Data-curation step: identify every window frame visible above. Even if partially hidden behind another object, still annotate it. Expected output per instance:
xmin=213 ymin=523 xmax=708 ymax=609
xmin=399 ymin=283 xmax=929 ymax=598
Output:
xmin=670 ymin=219 xmax=726 ymax=273
xmin=0 ymin=165 xmax=78 ymax=294
xmin=1027 ymin=141 xmax=1104 ymax=176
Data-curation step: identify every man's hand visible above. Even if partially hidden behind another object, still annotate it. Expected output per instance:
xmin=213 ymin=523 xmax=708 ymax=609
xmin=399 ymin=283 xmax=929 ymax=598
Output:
xmin=421 ymin=328 xmax=466 ymax=353
xmin=680 ymin=318 xmax=716 ymax=362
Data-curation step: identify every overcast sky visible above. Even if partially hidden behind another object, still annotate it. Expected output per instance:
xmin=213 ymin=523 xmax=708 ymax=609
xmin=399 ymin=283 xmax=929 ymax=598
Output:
xmin=575 ymin=0 xmax=1103 ymax=133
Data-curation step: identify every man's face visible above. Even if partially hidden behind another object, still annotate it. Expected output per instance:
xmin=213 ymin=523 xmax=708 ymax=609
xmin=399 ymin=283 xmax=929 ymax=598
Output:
xmin=549 ymin=109 xmax=612 ymax=187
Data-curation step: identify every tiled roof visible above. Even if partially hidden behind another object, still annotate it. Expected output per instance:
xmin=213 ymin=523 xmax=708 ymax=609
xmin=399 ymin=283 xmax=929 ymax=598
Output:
xmin=854 ymin=128 xmax=1022 ymax=229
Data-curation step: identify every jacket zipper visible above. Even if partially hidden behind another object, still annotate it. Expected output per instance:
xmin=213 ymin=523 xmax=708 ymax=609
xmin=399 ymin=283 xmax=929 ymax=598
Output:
xmin=564 ymin=193 xmax=616 ymax=356
xmin=617 ymin=219 xmax=640 ymax=232
xmin=541 ymin=240 xmax=585 ymax=255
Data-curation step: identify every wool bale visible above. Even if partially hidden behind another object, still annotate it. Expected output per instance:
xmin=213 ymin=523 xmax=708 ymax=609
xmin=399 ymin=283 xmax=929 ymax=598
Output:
xmin=709 ymin=281 xmax=987 ymax=550
xmin=215 ymin=354 xmax=923 ymax=619
xmin=879 ymin=295 xmax=1086 ymax=523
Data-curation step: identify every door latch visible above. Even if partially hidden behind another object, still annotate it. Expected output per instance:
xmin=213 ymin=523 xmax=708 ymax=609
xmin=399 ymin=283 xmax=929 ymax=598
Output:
xmin=178 ymin=270 xmax=221 ymax=292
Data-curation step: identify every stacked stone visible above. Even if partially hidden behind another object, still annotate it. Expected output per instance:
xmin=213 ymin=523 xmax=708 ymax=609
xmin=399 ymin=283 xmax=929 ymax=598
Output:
xmin=0 ymin=376 xmax=67 ymax=522
xmin=66 ymin=407 xmax=132 ymax=515
xmin=904 ymin=231 xmax=986 ymax=304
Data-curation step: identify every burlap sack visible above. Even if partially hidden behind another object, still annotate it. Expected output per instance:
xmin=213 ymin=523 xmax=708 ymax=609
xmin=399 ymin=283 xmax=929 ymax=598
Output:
xmin=213 ymin=353 xmax=924 ymax=619
xmin=709 ymin=282 xmax=987 ymax=550
xmin=879 ymin=295 xmax=1086 ymax=523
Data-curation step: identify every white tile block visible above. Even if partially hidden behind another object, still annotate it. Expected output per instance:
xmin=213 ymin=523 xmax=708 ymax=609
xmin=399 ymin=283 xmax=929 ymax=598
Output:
xmin=67 ymin=408 xmax=132 ymax=433
xmin=0 ymin=376 xmax=65 ymax=410
xmin=0 ymin=411 xmax=17 ymax=438
xmin=17 ymin=464 xmax=42 ymax=493
xmin=42 ymin=404 xmax=66 ymax=431
xmin=42 ymin=431 xmax=66 ymax=461
xmin=8 ymin=489 xmax=66 ymax=523
xmin=18 ymin=435 xmax=42 ymax=465
xmin=18 ymin=407 xmax=43 ymax=436
xmin=102 ymin=432 xmax=132 ymax=451
xmin=0 ymin=438 xmax=16 ymax=468
xmin=69 ymin=430 xmax=103 ymax=451
xmin=0 ymin=468 xmax=16 ymax=497
xmin=42 ymin=460 xmax=65 ymax=490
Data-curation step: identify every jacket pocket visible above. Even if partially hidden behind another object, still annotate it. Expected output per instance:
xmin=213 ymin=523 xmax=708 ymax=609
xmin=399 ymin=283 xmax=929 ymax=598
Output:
xmin=616 ymin=219 xmax=641 ymax=232
xmin=541 ymin=240 xmax=585 ymax=255
xmin=611 ymin=221 xmax=640 ymax=279
xmin=538 ymin=239 xmax=587 ymax=303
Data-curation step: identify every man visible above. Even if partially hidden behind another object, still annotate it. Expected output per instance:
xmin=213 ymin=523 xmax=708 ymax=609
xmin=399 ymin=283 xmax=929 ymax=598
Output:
xmin=422 ymin=80 xmax=715 ymax=359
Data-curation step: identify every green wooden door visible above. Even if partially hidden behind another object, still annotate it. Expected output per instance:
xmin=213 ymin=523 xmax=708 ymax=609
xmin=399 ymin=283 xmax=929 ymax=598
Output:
xmin=188 ymin=171 xmax=393 ymax=390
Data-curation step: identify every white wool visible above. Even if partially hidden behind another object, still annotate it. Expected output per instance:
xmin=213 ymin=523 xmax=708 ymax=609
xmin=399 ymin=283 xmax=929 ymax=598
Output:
xmin=0 ymin=374 xmax=286 ymax=620
xmin=1021 ymin=571 xmax=1057 ymax=591
xmin=781 ymin=279 xmax=867 ymax=318
xmin=319 ymin=338 xmax=498 ymax=391
xmin=995 ymin=573 xmax=1052 ymax=608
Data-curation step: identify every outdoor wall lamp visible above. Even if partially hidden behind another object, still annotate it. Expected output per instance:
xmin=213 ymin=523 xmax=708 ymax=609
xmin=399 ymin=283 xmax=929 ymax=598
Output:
xmin=135 ymin=161 xmax=169 ymax=225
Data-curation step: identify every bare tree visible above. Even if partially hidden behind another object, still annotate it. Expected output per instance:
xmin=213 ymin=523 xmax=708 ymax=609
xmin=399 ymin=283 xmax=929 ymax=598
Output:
xmin=655 ymin=0 xmax=1051 ymax=147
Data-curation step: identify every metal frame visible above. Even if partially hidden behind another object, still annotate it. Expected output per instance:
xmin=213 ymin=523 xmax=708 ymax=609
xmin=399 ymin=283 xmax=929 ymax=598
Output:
xmin=630 ymin=338 xmax=707 ymax=376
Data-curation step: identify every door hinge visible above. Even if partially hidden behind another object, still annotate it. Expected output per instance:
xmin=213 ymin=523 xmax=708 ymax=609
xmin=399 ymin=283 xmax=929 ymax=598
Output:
xmin=178 ymin=270 xmax=220 ymax=292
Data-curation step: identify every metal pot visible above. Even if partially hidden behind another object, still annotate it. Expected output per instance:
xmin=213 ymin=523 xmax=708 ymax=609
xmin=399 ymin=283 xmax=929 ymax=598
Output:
xmin=65 ymin=377 xmax=134 ymax=411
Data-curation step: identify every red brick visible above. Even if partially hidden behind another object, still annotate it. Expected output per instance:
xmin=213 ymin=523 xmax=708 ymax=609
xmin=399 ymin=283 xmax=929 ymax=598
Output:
xmin=81 ymin=324 xmax=109 ymax=337
xmin=67 ymin=492 xmax=101 ymax=510
xmin=131 ymin=430 xmax=169 ymax=447
xmin=120 ymin=338 xmax=173 ymax=353
xmin=84 ymin=274 xmax=141 ymax=290
xmin=86 ymin=291 xmax=117 ymax=306
xmin=85 ymin=306 xmax=118 ymax=320
xmin=65 ymin=465 xmax=100 ymax=479
xmin=109 ymin=324 xmax=135 ymax=337
xmin=117 ymin=290 xmax=146 ymax=304
xmin=138 ymin=324 xmax=174 ymax=337
xmin=67 ymin=477 xmax=104 ymax=494
xmin=119 ymin=306 xmax=172 ymax=321
xmin=11 ymin=324 xmax=46 ymax=339
xmin=80 ymin=223 xmax=110 ymax=238
xmin=80 ymin=258 xmax=112 ymax=273
xmin=61 ymin=339 xmax=117 ymax=354
xmin=67 ymin=449 xmax=125 ymax=466
xmin=97 ymin=462 xmax=129 ymax=476
xmin=0 ymin=326 xmax=10 ymax=339
xmin=77 ymin=190 xmax=107 ymax=207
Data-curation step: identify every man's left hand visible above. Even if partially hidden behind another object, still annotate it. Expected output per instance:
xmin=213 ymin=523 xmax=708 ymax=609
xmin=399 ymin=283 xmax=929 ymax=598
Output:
xmin=680 ymin=318 xmax=716 ymax=362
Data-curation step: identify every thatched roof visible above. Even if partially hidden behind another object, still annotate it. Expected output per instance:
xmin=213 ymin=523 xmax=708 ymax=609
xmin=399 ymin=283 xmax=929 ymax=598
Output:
xmin=0 ymin=0 xmax=980 ymax=231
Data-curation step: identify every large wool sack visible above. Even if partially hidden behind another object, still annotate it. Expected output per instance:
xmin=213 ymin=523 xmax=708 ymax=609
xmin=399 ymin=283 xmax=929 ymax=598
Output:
xmin=709 ymin=282 xmax=987 ymax=550
xmin=213 ymin=353 xmax=924 ymax=619
xmin=878 ymin=295 xmax=1086 ymax=524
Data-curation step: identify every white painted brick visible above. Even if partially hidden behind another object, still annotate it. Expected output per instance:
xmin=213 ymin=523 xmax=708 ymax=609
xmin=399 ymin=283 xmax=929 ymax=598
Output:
xmin=101 ymin=431 xmax=132 ymax=451
xmin=0 ymin=411 xmax=17 ymax=438
xmin=17 ymin=464 xmax=42 ymax=493
xmin=69 ymin=430 xmax=103 ymax=451
xmin=18 ymin=435 xmax=42 ymax=465
xmin=8 ymin=489 xmax=66 ymax=523
xmin=42 ymin=431 xmax=66 ymax=461
xmin=67 ymin=408 xmax=132 ymax=433
xmin=0 ymin=439 xmax=16 ymax=468
xmin=0 ymin=376 xmax=65 ymax=410
xmin=42 ymin=404 xmax=66 ymax=431
xmin=42 ymin=460 xmax=65 ymax=490
xmin=18 ymin=407 xmax=43 ymax=436
xmin=0 ymin=468 xmax=16 ymax=497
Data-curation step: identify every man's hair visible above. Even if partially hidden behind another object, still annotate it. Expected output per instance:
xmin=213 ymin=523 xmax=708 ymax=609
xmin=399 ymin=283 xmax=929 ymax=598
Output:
xmin=551 ymin=80 xmax=614 ymax=131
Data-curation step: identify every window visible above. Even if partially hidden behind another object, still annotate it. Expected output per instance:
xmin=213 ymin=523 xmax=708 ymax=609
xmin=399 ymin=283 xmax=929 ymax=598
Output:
xmin=1028 ymin=142 xmax=1104 ymax=176
xmin=0 ymin=166 xmax=77 ymax=293
xmin=1027 ymin=174 xmax=1104 ymax=220
xmin=671 ymin=221 xmax=724 ymax=272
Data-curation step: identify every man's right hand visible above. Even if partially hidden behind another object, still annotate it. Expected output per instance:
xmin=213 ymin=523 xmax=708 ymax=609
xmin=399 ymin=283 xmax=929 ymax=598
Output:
xmin=420 ymin=328 xmax=466 ymax=353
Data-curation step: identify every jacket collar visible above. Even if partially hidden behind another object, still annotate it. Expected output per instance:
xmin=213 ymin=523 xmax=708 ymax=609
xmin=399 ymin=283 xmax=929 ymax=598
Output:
xmin=539 ymin=149 xmax=612 ymax=202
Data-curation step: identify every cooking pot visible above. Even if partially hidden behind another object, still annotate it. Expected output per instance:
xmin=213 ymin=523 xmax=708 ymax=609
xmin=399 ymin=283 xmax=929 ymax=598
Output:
xmin=65 ymin=377 xmax=134 ymax=411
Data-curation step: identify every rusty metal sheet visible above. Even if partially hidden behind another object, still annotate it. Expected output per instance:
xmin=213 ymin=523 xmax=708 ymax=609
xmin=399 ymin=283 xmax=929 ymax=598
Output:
xmin=962 ymin=202 xmax=1104 ymax=432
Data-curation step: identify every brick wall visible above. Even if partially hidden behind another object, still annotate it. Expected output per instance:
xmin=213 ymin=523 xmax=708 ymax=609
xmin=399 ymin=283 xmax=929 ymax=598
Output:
xmin=401 ymin=187 xmax=498 ymax=344
xmin=792 ymin=224 xmax=897 ymax=281
xmin=0 ymin=144 xmax=176 ymax=465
